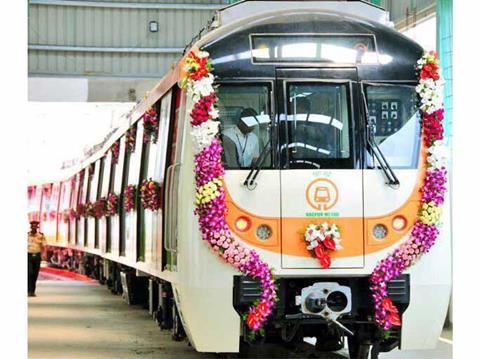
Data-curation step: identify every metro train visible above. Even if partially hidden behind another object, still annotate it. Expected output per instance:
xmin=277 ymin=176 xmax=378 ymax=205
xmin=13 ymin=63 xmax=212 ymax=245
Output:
xmin=27 ymin=1 xmax=451 ymax=358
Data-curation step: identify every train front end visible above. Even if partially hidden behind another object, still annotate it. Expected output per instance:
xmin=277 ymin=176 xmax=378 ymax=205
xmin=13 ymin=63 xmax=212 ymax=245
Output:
xmin=185 ymin=1 xmax=451 ymax=356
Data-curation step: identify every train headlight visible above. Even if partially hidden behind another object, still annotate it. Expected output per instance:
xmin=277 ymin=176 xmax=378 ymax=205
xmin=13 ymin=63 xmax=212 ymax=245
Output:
xmin=392 ymin=216 xmax=407 ymax=231
xmin=235 ymin=216 xmax=251 ymax=232
xmin=256 ymin=224 xmax=272 ymax=241
xmin=372 ymin=224 xmax=388 ymax=240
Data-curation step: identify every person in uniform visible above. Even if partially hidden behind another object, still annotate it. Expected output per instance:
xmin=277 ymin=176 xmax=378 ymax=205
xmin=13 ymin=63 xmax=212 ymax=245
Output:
xmin=222 ymin=108 xmax=260 ymax=168
xmin=28 ymin=220 xmax=46 ymax=297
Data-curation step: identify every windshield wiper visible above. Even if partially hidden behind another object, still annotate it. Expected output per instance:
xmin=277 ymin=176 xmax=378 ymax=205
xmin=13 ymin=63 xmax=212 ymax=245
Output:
xmin=361 ymin=88 xmax=400 ymax=188
xmin=243 ymin=139 xmax=271 ymax=190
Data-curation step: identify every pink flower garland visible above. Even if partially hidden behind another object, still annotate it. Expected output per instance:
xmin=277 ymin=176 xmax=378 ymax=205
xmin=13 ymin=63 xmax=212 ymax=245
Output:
xmin=182 ymin=50 xmax=277 ymax=335
xmin=369 ymin=51 xmax=447 ymax=330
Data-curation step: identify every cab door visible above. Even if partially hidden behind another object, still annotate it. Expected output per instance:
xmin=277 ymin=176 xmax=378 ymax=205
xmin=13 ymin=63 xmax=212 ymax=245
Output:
xmin=276 ymin=68 xmax=364 ymax=269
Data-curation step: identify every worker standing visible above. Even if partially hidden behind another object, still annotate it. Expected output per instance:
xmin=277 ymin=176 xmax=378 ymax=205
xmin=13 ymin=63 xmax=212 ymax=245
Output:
xmin=28 ymin=221 xmax=46 ymax=297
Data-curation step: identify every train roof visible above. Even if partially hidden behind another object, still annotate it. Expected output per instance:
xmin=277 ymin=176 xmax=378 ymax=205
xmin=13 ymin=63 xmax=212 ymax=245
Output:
xmin=199 ymin=3 xmax=422 ymax=81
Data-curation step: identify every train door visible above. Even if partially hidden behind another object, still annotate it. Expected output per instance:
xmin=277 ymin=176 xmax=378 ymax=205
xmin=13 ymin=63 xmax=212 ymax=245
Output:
xmin=112 ymin=140 xmax=125 ymax=256
xmin=99 ymin=155 xmax=114 ymax=253
xmin=137 ymin=117 xmax=153 ymax=262
xmin=94 ymin=157 xmax=105 ymax=249
xmin=276 ymin=68 xmax=364 ymax=269
xmin=86 ymin=163 xmax=98 ymax=248
xmin=58 ymin=181 xmax=70 ymax=246
xmin=76 ymin=170 xmax=86 ymax=246
xmin=125 ymin=124 xmax=141 ymax=261
xmin=69 ymin=175 xmax=79 ymax=245
xmin=163 ymin=88 xmax=182 ymax=272
xmin=151 ymin=90 xmax=173 ymax=269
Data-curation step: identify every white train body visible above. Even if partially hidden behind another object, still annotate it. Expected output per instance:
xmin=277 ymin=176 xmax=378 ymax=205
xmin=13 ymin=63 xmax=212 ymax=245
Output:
xmin=28 ymin=1 xmax=451 ymax=356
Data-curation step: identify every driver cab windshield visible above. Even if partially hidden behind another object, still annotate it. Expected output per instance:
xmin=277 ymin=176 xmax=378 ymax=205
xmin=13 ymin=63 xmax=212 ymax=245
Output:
xmin=217 ymin=83 xmax=272 ymax=169
xmin=281 ymin=83 xmax=353 ymax=169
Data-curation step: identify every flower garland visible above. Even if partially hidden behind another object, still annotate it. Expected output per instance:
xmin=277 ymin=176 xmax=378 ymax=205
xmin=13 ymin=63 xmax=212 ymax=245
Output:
xmin=143 ymin=107 xmax=159 ymax=144
xmin=303 ymin=223 xmax=342 ymax=269
xmin=181 ymin=50 xmax=277 ymax=335
xmin=139 ymin=179 xmax=161 ymax=211
xmin=69 ymin=208 xmax=77 ymax=221
xmin=84 ymin=201 xmax=95 ymax=218
xmin=63 ymin=209 xmax=70 ymax=223
xmin=123 ymin=184 xmax=136 ymax=212
xmin=110 ymin=140 xmax=120 ymax=165
xmin=93 ymin=198 xmax=107 ymax=218
xmin=125 ymin=124 xmax=137 ymax=154
xmin=369 ymin=51 xmax=447 ymax=330
xmin=105 ymin=193 xmax=119 ymax=217
xmin=76 ymin=203 xmax=86 ymax=219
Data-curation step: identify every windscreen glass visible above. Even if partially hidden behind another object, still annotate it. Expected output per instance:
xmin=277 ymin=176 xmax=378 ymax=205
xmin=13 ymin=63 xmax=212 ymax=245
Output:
xmin=251 ymin=35 xmax=376 ymax=64
xmin=281 ymin=83 xmax=352 ymax=169
xmin=365 ymin=84 xmax=420 ymax=169
xmin=217 ymin=84 xmax=272 ymax=169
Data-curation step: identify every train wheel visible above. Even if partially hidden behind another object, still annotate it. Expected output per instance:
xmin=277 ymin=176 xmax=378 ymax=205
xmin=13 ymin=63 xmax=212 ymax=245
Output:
xmin=347 ymin=337 xmax=371 ymax=359
xmin=171 ymin=303 xmax=186 ymax=341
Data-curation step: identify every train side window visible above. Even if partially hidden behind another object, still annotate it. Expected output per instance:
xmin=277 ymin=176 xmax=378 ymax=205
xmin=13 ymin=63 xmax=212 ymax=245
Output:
xmin=365 ymin=85 xmax=420 ymax=169
xmin=216 ymin=83 xmax=272 ymax=169
xmin=282 ymin=83 xmax=353 ymax=169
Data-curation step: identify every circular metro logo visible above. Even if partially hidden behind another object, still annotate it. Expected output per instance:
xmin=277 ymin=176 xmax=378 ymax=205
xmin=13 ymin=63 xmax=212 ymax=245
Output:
xmin=305 ymin=178 xmax=339 ymax=211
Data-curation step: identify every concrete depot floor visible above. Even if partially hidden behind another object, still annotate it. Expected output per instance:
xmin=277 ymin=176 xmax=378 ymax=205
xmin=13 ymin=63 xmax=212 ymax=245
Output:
xmin=28 ymin=272 xmax=452 ymax=359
